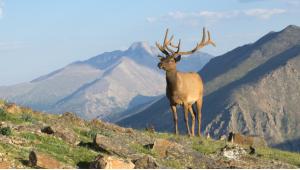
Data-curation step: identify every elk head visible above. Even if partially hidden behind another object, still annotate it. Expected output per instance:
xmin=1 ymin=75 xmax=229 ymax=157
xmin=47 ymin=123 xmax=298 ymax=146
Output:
xmin=156 ymin=28 xmax=216 ymax=71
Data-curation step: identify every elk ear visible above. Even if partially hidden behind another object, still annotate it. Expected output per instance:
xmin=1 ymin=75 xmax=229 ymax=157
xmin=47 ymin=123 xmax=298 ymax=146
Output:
xmin=174 ymin=55 xmax=181 ymax=62
xmin=158 ymin=55 xmax=164 ymax=61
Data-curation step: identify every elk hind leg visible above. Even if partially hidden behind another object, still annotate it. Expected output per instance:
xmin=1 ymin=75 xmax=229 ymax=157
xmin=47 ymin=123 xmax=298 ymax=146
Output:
xmin=183 ymin=103 xmax=191 ymax=136
xmin=196 ymin=98 xmax=203 ymax=137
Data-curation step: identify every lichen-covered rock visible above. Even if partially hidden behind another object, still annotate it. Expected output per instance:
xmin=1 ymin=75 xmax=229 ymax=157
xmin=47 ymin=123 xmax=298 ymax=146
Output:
xmin=150 ymin=139 xmax=184 ymax=158
xmin=5 ymin=103 xmax=21 ymax=114
xmin=220 ymin=145 xmax=247 ymax=160
xmin=29 ymin=151 xmax=61 ymax=169
xmin=90 ymin=155 xmax=135 ymax=169
xmin=93 ymin=133 xmax=135 ymax=157
xmin=133 ymin=155 xmax=159 ymax=169
xmin=59 ymin=112 xmax=86 ymax=126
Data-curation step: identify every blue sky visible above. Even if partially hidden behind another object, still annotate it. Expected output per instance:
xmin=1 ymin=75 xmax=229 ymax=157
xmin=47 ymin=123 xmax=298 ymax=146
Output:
xmin=0 ymin=0 xmax=299 ymax=85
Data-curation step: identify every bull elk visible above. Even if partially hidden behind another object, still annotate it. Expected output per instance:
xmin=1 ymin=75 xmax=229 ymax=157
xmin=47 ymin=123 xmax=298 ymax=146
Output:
xmin=156 ymin=28 xmax=215 ymax=136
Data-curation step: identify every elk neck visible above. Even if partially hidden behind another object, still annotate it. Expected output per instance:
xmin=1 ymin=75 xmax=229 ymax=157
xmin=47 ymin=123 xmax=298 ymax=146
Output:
xmin=166 ymin=68 xmax=178 ymax=90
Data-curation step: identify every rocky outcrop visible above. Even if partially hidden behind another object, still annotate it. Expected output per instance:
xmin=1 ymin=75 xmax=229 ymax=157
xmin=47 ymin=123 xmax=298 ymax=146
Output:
xmin=228 ymin=132 xmax=267 ymax=147
xmin=89 ymin=155 xmax=135 ymax=169
xmin=150 ymin=139 xmax=184 ymax=158
xmin=133 ymin=155 xmax=159 ymax=169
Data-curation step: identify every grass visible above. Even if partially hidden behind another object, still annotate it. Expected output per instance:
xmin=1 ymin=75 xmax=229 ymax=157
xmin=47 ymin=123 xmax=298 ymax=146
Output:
xmin=0 ymin=108 xmax=23 ymax=124
xmin=0 ymin=142 xmax=30 ymax=167
xmin=18 ymin=132 xmax=98 ymax=167
xmin=162 ymin=159 xmax=183 ymax=169
xmin=256 ymin=147 xmax=300 ymax=167
xmin=130 ymin=143 xmax=157 ymax=157
xmin=20 ymin=113 xmax=37 ymax=124
xmin=0 ymin=127 xmax=12 ymax=136
xmin=192 ymin=137 xmax=227 ymax=154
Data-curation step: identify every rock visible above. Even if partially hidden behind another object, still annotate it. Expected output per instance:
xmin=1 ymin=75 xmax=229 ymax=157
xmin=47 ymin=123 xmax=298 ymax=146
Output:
xmin=220 ymin=145 xmax=247 ymax=160
xmin=90 ymin=119 xmax=134 ymax=134
xmin=16 ymin=125 xmax=41 ymax=134
xmin=150 ymin=139 xmax=183 ymax=158
xmin=89 ymin=155 xmax=135 ymax=169
xmin=41 ymin=126 xmax=55 ymax=134
xmin=41 ymin=125 xmax=79 ymax=145
xmin=5 ymin=103 xmax=21 ymax=114
xmin=133 ymin=155 xmax=159 ymax=169
xmin=29 ymin=151 xmax=61 ymax=169
xmin=228 ymin=132 xmax=267 ymax=147
xmin=93 ymin=134 xmax=134 ymax=157
xmin=59 ymin=112 xmax=86 ymax=126
xmin=0 ymin=161 xmax=11 ymax=168
xmin=125 ymin=128 xmax=134 ymax=134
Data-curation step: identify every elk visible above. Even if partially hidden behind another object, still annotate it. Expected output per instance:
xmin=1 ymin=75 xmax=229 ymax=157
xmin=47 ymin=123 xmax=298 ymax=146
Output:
xmin=156 ymin=28 xmax=215 ymax=136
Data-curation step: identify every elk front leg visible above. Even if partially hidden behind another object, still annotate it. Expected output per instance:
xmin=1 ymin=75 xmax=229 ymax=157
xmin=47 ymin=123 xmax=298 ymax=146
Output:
xmin=188 ymin=105 xmax=196 ymax=137
xmin=196 ymin=98 xmax=203 ymax=137
xmin=170 ymin=105 xmax=179 ymax=135
xmin=183 ymin=103 xmax=191 ymax=136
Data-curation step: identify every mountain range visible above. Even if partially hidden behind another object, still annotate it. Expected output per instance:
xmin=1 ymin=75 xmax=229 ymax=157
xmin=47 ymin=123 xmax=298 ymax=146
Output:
xmin=118 ymin=25 xmax=300 ymax=152
xmin=0 ymin=42 xmax=213 ymax=120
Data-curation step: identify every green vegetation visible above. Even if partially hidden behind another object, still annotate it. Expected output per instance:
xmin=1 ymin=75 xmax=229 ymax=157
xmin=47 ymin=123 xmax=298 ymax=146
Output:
xmin=80 ymin=128 xmax=112 ymax=139
xmin=20 ymin=113 xmax=36 ymax=124
xmin=192 ymin=138 xmax=227 ymax=154
xmin=0 ymin=127 xmax=12 ymax=136
xmin=130 ymin=143 xmax=157 ymax=156
xmin=19 ymin=132 xmax=98 ymax=166
xmin=256 ymin=147 xmax=300 ymax=167
xmin=161 ymin=159 xmax=183 ymax=169
xmin=0 ymin=108 xmax=26 ymax=124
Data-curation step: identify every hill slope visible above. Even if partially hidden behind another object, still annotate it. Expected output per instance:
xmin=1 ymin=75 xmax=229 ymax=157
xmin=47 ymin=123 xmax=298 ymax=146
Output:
xmin=0 ymin=101 xmax=299 ymax=168
xmin=0 ymin=42 xmax=213 ymax=120
xmin=118 ymin=25 xmax=300 ymax=152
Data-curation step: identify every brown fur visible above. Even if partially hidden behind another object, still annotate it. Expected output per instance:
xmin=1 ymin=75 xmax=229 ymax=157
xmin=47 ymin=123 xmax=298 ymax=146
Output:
xmin=158 ymin=57 xmax=203 ymax=136
xmin=156 ymin=28 xmax=215 ymax=136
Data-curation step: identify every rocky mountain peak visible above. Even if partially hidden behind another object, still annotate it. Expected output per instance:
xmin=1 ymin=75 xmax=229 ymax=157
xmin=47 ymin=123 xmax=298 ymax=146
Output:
xmin=127 ymin=41 xmax=153 ymax=54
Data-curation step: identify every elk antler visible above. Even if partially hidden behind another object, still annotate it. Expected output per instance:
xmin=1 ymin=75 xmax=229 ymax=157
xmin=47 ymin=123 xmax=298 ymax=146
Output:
xmin=156 ymin=27 xmax=216 ymax=57
xmin=156 ymin=28 xmax=175 ymax=56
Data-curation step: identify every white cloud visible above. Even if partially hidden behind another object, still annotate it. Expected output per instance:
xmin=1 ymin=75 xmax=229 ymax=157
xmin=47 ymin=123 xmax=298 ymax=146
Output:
xmin=239 ymin=0 xmax=300 ymax=5
xmin=146 ymin=17 xmax=157 ymax=23
xmin=146 ymin=8 xmax=286 ymax=24
xmin=243 ymin=8 xmax=286 ymax=19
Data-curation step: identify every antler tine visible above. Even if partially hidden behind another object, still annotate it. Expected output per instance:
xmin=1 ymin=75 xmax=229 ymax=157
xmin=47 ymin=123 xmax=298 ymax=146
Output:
xmin=155 ymin=28 xmax=173 ymax=56
xmin=163 ymin=29 xmax=169 ymax=46
xmin=207 ymin=31 xmax=216 ymax=47
xmin=176 ymin=27 xmax=216 ymax=55
xmin=156 ymin=42 xmax=170 ymax=56
xmin=200 ymin=27 xmax=206 ymax=44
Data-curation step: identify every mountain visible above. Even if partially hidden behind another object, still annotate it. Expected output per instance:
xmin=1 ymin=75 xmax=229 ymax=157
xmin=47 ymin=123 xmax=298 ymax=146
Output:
xmin=0 ymin=42 xmax=213 ymax=120
xmin=118 ymin=25 xmax=300 ymax=152
xmin=0 ymin=101 xmax=299 ymax=168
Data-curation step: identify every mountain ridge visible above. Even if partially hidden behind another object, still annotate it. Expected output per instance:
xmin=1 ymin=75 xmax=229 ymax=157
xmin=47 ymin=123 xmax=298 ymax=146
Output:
xmin=0 ymin=41 xmax=213 ymax=120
